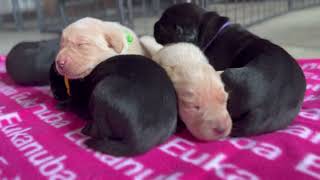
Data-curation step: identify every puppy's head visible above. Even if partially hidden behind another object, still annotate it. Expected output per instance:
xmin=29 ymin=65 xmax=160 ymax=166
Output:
xmin=154 ymin=3 xmax=229 ymax=49
xmin=56 ymin=17 xmax=127 ymax=79
xmin=177 ymin=66 xmax=231 ymax=141
xmin=154 ymin=3 xmax=205 ymax=45
xmin=154 ymin=43 xmax=232 ymax=140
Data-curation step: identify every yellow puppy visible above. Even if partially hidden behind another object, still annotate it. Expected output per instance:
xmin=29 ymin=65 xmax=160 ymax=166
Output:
xmin=56 ymin=17 xmax=146 ymax=79
xmin=141 ymin=36 xmax=232 ymax=141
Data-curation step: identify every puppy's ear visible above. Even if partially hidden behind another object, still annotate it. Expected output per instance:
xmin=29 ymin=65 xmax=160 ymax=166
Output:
xmin=198 ymin=12 xmax=229 ymax=49
xmin=102 ymin=23 xmax=125 ymax=53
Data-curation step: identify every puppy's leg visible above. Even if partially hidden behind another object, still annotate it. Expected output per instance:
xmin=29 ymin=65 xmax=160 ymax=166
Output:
xmin=221 ymin=66 xmax=271 ymax=136
xmin=85 ymin=76 xmax=150 ymax=156
xmin=231 ymin=107 xmax=297 ymax=137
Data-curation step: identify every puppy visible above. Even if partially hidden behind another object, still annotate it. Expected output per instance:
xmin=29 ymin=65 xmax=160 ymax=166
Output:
xmin=154 ymin=3 xmax=306 ymax=136
xmin=55 ymin=17 xmax=147 ymax=80
xmin=141 ymin=36 xmax=231 ymax=141
xmin=6 ymin=38 xmax=60 ymax=86
xmin=50 ymin=55 xmax=177 ymax=156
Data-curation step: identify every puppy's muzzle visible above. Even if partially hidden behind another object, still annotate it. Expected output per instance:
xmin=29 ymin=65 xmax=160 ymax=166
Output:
xmin=56 ymin=55 xmax=71 ymax=72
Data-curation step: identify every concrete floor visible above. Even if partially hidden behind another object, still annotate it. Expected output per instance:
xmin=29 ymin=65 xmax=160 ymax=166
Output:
xmin=0 ymin=6 xmax=319 ymax=59
xmin=249 ymin=6 xmax=320 ymax=59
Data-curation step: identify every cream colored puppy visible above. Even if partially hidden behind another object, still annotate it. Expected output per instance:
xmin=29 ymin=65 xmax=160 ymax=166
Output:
xmin=141 ymin=36 xmax=232 ymax=141
xmin=56 ymin=17 xmax=146 ymax=79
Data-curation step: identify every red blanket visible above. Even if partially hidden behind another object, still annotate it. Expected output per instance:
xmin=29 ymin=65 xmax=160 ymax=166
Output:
xmin=1 ymin=56 xmax=320 ymax=180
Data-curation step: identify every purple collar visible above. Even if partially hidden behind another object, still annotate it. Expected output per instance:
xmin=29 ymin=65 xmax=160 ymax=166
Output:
xmin=201 ymin=21 xmax=232 ymax=51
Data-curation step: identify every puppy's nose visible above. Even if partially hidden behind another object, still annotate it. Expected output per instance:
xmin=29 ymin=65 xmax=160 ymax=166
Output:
xmin=213 ymin=127 xmax=227 ymax=136
xmin=57 ymin=57 xmax=70 ymax=70
xmin=213 ymin=117 xmax=232 ymax=136
xmin=57 ymin=60 xmax=65 ymax=69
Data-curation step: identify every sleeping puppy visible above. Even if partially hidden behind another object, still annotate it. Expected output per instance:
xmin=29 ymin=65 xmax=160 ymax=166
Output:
xmin=141 ymin=36 xmax=231 ymax=141
xmin=154 ymin=3 xmax=306 ymax=136
xmin=6 ymin=38 xmax=60 ymax=86
xmin=50 ymin=55 xmax=177 ymax=156
xmin=56 ymin=17 xmax=146 ymax=80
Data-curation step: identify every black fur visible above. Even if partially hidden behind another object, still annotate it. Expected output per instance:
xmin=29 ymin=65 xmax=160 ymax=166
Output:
xmin=50 ymin=55 xmax=178 ymax=156
xmin=6 ymin=38 xmax=60 ymax=86
xmin=154 ymin=3 xmax=306 ymax=137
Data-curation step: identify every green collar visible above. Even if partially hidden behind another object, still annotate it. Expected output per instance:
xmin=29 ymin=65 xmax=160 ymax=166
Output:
xmin=124 ymin=30 xmax=134 ymax=46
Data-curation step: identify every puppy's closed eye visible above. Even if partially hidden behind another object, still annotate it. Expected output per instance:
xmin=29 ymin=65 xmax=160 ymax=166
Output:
xmin=77 ymin=43 xmax=90 ymax=48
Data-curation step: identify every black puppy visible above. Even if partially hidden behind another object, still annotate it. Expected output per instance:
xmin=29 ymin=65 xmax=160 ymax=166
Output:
xmin=154 ymin=3 xmax=306 ymax=136
xmin=6 ymin=38 xmax=60 ymax=86
xmin=50 ymin=55 xmax=178 ymax=156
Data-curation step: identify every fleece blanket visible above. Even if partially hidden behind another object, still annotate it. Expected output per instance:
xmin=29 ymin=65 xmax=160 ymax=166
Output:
xmin=0 ymin=55 xmax=320 ymax=180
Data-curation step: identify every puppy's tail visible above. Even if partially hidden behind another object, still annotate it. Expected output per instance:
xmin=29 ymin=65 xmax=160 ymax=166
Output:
xmin=140 ymin=36 xmax=163 ymax=57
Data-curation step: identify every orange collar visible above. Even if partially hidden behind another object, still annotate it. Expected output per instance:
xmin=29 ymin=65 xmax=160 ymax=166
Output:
xmin=64 ymin=76 xmax=71 ymax=96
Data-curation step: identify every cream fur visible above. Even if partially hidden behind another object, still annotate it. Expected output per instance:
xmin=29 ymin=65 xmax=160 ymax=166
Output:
xmin=141 ymin=36 xmax=232 ymax=141
xmin=56 ymin=17 xmax=146 ymax=79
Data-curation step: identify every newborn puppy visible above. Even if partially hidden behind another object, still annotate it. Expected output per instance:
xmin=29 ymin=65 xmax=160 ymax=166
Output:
xmin=154 ymin=3 xmax=306 ymax=136
xmin=56 ymin=17 xmax=146 ymax=79
xmin=6 ymin=38 xmax=60 ymax=86
xmin=50 ymin=55 xmax=177 ymax=156
xmin=141 ymin=36 xmax=231 ymax=141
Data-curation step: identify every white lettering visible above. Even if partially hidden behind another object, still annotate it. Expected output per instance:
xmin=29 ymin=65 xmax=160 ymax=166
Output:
xmin=49 ymin=170 xmax=77 ymax=180
xmin=94 ymin=152 xmax=123 ymax=166
xmin=306 ymin=84 xmax=320 ymax=92
xmin=299 ymin=108 xmax=320 ymax=121
xmin=10 ymin=92 xmax=39 ymax=108
xmin=159 ymin=138 xmax=259 ymax=180
xmin=278 ymin=125 xmax=312 ymax=139
xmin=0 ymin=112 xmax=22 ymax=128
xmin=134 ymin=169 xmax=154 ymax=180
xmin=0 ymin=82 xmax=17 ymax=96
xmin=0 ymin=114 xmax=77 ymax=179
xmin=230 ymin=138 xmax=256 ymax=150
xmin=33 ymin=104 xmax=71 ymax=128
xmin=0 ymin=106 xmax=5 ymax=115
xmin=252 ymin=143 xmax=281 ymax=161
xmin=114 ymin=158 xmax=144 ymax=176
xmin=311 ymin=133 xmax=320 ymax=144
xmin=0 ymin=156 xmax=8 ymax=165
xmin=64 ymin=129 xmax=184 ymax=179
xmin=302 ymin=63 xmax=320 ymax=71
xmin=204 ymin=153 xmax=259 ymax=180
xmin=304 ymin=95 xmax=320 ymax=102
xmin=28 ymin=150 xmax=54 ymax=166
xmin=296 ymin=153 xmax=320 ymax=179
xmin=304 ymin=72 xmax=320 ymax=81
xmin=154 ymin=172 xmax=184 ymax=180
xmin=230 ymin=138 xmax=281 ymax=160
xmin=181 ymin=149 xmax=210 ymax=166
xmin=159 ymin=138 xmax=194 ymax=157
xmin=64 ymin=128 xmax=90 ymax=150
xmin=39 ymin=155 xmax=68 ymax=176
